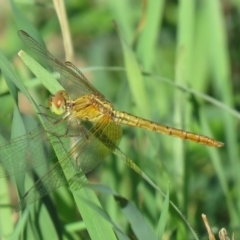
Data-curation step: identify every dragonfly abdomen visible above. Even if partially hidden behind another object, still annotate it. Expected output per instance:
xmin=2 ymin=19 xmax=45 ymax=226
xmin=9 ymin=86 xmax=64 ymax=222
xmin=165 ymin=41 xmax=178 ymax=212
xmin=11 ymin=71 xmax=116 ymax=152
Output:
xmin=113 ymin=111 xmax=223 ymax=147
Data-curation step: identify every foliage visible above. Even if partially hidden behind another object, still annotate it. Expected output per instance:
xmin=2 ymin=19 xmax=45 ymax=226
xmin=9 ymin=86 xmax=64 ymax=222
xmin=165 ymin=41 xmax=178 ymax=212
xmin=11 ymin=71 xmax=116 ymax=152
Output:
xmin=0 ymin=0 xmax=239 ymax=239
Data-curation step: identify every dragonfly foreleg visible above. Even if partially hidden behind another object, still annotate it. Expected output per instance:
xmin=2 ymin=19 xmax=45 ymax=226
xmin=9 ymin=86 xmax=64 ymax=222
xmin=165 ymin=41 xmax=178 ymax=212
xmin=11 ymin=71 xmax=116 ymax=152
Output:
xmin=37 ymin=112 xmax=59 ymax=123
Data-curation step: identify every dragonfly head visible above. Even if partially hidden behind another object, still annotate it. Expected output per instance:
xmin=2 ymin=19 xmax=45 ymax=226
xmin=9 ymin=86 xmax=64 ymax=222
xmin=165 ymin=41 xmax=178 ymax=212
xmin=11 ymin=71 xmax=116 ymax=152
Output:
xmin=49 ymin=90 xmax=69 ymax=115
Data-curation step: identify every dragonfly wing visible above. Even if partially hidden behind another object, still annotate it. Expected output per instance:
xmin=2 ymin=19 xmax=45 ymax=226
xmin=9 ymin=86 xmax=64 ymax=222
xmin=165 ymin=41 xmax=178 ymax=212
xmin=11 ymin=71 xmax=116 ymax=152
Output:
xmin=0 ymin=121 xmax=51 ymax=177
xmin=0 ymin=116 xmax=74 ymax=177
xmin=66 ymin=116 xmax=122 ymax=174
xmin=15 ymin=160 xmax=69 ymax=211
xmin=46 ymin=111 xmax=123 ymax=177
xmin=18 ymin=30 xmax=97 ymax=99
xmin=16 ymin=116 xmax=122 ymax=210
xmin=64 ymin=61 xmax=105 ymax=98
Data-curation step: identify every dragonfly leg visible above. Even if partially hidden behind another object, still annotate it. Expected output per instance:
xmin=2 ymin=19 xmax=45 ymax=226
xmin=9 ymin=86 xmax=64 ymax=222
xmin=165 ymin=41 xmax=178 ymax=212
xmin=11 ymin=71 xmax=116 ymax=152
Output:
xmin=78 ymin=124 xmax=90 ymax=142
xmin=37 ymin=112 xmax=59 ymax=122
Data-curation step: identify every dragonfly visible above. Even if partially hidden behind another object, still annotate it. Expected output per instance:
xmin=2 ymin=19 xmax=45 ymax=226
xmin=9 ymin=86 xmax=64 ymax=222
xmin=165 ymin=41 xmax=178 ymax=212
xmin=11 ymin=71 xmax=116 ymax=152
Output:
xmin=0 ymin=30 xmax=224 ymax=211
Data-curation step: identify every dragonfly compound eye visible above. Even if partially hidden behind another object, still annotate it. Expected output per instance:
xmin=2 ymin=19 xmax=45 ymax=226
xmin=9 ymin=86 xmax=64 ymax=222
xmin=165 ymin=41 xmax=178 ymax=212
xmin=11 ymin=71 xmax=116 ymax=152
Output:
xmin=49 ymin=90 xmax=67 ymax=115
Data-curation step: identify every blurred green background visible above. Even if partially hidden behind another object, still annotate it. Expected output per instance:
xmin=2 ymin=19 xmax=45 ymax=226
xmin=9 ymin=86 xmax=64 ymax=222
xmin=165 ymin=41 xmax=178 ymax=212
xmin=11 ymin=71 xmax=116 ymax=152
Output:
xmin=0 ymin=0 xmax=239 ymax=239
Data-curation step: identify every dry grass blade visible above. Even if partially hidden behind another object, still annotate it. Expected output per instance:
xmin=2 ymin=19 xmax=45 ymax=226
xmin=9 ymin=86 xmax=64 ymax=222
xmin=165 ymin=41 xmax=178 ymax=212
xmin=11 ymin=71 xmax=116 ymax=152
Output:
xmin=218 ymin=228 xmax=230 ymax=240
xmin=202 ymin=214 xmax=234 ymax=240
xmin=202 ymin=214 xmax=216 ymax=240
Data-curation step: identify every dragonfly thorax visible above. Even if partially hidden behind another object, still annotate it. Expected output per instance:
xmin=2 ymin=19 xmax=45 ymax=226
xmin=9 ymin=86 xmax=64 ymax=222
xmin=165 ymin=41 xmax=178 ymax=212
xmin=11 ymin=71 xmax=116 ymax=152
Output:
xmin=72 ymin=94 xmax=114 ymax=123
xmin=89 ymin=94 xmax=114 ymax=116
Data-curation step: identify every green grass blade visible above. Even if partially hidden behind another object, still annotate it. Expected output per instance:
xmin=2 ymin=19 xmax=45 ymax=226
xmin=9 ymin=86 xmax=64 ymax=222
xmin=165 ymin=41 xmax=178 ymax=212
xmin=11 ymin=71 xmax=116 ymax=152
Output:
xmin=136 ymin=0 xmax=165 ymax=71
xmin=115 ymin=22 xmax=149 ymax=117
xmin=157 ymin=183 xmax=170 ymax=239
xmin=115 ymin=195 xmax=158 ymax=240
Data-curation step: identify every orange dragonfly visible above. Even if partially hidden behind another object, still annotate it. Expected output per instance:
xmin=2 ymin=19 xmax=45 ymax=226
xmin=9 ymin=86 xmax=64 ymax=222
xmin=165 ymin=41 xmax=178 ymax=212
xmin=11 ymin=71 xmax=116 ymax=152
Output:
xmin=0 ymin=30 xmax=224 ymax=211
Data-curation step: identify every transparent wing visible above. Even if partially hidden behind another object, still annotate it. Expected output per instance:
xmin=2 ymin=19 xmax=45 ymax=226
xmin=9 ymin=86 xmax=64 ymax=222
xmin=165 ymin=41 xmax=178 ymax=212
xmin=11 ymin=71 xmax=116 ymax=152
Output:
xmin=14 ymin=114 xmax=122 ymax=210
xmin=18 ymin=30 xmax=101 ymax=99
xmin=64 ymin=61 xmax=104 ymax=99
xmin=73 ymin=118 xmax=122 ymax=173
xmin=0 ymin=120 xmax=63 ymax=177
xmin=15 ymin=160 xmax=68 ymax=211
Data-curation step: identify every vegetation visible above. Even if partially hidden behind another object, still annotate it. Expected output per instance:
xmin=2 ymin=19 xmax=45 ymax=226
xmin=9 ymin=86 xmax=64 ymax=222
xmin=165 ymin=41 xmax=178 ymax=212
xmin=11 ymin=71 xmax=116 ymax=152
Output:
xmin=0 ymin=0 xmax=239 ymax=239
